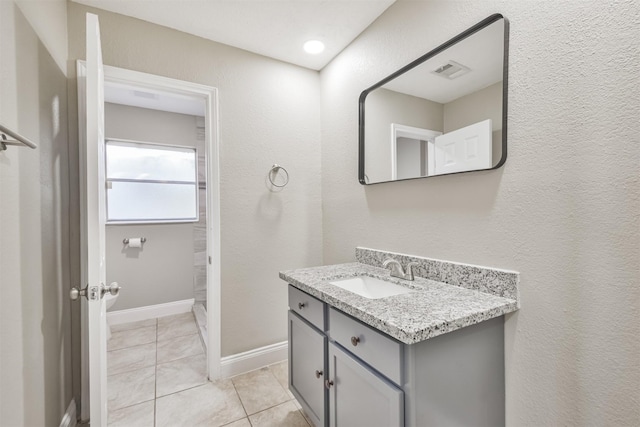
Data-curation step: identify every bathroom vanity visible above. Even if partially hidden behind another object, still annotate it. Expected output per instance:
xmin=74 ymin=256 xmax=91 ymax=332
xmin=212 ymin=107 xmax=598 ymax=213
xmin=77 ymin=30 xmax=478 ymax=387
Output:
xmin=281 ymin=248 xmax=519 ymax=427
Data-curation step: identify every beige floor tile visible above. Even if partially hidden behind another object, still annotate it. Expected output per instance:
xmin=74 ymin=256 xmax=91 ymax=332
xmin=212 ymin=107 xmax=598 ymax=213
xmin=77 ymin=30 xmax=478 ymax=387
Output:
xmin=107 ymin=400 xmax=155 ymax=427
xmin=294 ymin=401 xmax=315 ymax=427
xmin=269 ymin=360 xmax=288 ymax=388
xmin=156 ymin=333 xmax=203 ymax=364
xmin=249 ymin=401 xmax=311 ymax=427
xmin=108 ymin=366 xmax=155 ymax=411
xmin=108 ymin=325 xmax=156 ymax=351
xmin=157 ymin=311 xmax=194 ymax=326
xmin=108 ymin=342 xmax=156 ymax=375
xmin=157 ymin=312 xmax=198 ymax=341
xmin=156 ymin=353 xmax=207 ymax=397
xmin=221 ymin=419 xmax=251 ymax=427
xmin=269 ymin=360 xmax=295 ymax=399
xmin=232 ymin=367 xmax=291 ymax=415
xmin=155 ymin=381 xmax=246 ymax=427
xmin=110 ymin=318 xmax=156 ymax=333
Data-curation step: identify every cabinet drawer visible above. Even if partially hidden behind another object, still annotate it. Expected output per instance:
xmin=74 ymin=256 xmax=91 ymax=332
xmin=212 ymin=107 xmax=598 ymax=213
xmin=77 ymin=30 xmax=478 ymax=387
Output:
xmin=289 ymin=285 xmax=325 ymax=331
xmin=329 ymin=308 xmax=402 ymax=385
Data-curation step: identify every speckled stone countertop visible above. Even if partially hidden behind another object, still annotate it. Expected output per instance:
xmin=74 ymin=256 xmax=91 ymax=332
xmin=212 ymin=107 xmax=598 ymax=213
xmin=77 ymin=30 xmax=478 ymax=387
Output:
xmin=280 ymin=249 xmax=519 ymax=345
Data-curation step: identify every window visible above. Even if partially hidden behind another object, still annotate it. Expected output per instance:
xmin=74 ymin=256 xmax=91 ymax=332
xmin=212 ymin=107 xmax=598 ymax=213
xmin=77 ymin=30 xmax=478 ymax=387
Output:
xmin=105 ymin=140 xmax=198 ymax=223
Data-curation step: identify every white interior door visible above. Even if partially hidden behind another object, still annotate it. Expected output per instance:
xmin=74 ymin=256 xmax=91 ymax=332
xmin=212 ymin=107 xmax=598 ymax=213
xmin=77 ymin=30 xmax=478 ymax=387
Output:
xmin=79 ymin=12 xmax=108 ymax=427
xmin=429 ymin=119 xmax=493 ymax=176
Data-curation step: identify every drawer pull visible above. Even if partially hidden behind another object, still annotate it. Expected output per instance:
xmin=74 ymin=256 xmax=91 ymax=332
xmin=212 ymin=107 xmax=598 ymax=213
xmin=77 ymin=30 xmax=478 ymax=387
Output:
xmin=298 ymin=302 xmax=306 ymax=310
xmin=315 ymin=370 xmax=323 ymax=379
xmin=351 ymin=336 xmax=360 ymax=346
xmin=325 ymin=379 xmax=334 ymax=389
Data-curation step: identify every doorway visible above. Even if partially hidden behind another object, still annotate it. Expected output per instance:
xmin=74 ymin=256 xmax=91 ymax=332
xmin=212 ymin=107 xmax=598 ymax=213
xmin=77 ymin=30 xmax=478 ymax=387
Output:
xmin=77 ymin=63 xmax=221 ymax=422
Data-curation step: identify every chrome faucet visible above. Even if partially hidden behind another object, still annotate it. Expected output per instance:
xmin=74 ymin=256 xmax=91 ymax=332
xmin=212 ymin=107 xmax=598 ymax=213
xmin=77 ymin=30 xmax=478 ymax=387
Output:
xmin=382 ymin=258 xmax=418 ymax=281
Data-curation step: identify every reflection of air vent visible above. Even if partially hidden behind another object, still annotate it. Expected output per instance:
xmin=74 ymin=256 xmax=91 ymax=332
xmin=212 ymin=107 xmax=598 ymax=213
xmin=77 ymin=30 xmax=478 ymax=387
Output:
xmin=132 ymin=90 xmax=158 ymax=100
xmin=431 ymin=60 xmax=471 ymax=80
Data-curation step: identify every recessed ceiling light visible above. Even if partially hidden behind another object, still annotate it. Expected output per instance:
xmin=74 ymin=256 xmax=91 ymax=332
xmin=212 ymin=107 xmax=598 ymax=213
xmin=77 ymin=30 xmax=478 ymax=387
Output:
xmin=303 ymin=40 xmax=325 ymax=55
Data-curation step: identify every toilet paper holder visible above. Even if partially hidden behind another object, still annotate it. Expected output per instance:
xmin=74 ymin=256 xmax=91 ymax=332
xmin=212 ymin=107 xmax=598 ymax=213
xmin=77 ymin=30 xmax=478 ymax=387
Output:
xmin=123 ymin=237 xmax=147 ymax=245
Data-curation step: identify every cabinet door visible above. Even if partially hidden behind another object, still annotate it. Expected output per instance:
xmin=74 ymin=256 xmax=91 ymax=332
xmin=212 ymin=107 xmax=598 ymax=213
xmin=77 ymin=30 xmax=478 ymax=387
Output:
xmin=328 ymin=343 xmax=404 ymax=427
xmin=289 ymin=311 xmax=327 ymax=427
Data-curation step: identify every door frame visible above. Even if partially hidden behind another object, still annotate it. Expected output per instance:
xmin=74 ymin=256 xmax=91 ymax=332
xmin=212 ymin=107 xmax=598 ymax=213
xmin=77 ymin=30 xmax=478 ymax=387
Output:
xmin=390 ymin=123 xmax=441 ymax=180
xmin=77 ymin=63 xmax=222 ymax=420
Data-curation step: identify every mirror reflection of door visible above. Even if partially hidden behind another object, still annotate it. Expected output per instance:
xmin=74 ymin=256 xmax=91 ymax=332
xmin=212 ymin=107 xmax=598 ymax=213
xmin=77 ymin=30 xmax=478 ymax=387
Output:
xmin=391 ymin=124 xmax=441 ymax=180
xmin=431 ymin=119 xmax=493 ymax=176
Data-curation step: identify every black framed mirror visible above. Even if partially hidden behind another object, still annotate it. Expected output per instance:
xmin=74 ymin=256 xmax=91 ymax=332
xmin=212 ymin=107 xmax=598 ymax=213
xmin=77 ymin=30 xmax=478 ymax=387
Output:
xmin=359 ymin=14 xmax=509 ymax=185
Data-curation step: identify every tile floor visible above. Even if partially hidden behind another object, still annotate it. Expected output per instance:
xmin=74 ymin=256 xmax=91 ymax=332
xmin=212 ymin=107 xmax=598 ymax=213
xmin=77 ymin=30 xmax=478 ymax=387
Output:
xmin=107 ymin=312 xmax=312 ymax=427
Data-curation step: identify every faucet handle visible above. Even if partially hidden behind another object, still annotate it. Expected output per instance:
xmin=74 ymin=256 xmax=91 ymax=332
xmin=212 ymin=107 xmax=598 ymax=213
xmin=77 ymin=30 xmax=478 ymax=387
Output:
xmin=405 ymin=262 xmax=418 ymax=281
xmin=382 ymin=258 xmax=398 ymax=267
xmin=382 ymin=258 xmax=406 ymax=279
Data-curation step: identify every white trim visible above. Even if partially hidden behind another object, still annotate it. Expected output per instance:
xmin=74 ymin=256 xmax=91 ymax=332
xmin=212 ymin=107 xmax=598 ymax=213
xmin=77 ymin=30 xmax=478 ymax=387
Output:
xmin=59 ymin=400 xmax=77 ymax=427
xmin=76 ymin=59 xmax=90 ymax=423
xmin=220 ymin=341 xmax=288 ymax=378
xmin=204 ymin=75 xmax=222 ymax=381
xmin=107 ymin=298 xmax=195 ymax=325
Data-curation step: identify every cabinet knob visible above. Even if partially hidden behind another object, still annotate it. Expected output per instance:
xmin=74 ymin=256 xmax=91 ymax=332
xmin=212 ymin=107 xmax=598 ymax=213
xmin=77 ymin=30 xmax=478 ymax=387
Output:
xmin=351 ymin=336 xmax=360 ymax=346
xmin=315 ymin=370 xmax=323 ymax=379
xmin=298 ymin=302 xmax=306 ymax=310
xmin=325 ymin=379 xmax=334 ymax=389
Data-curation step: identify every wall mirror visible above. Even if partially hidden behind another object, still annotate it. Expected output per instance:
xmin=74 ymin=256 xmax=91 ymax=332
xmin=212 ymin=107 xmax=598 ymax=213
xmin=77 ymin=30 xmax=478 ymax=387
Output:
xmin=359 ymin=14 xmax=509 ymax=184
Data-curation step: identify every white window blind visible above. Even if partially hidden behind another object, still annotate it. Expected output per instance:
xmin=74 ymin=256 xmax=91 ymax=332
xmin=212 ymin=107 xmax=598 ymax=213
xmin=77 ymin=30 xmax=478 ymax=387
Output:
xmin=105 ymin=140 xmax=198 ymax=223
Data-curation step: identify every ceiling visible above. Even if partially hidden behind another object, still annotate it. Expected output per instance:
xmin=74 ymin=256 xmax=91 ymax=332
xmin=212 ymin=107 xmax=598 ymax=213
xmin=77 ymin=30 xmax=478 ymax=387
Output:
xmin=383 ymin=19 xmax=505 ymax=104
xmin=71 ymin=0 xmax=396 ymax=70
xmin=104 ymin=81 xmax=206 ymax=116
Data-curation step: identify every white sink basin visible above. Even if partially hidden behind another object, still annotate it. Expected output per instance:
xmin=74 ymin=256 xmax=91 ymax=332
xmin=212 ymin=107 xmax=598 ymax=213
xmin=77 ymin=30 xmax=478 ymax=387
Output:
xmin=329 ymin=276 xmax=414 ymax=299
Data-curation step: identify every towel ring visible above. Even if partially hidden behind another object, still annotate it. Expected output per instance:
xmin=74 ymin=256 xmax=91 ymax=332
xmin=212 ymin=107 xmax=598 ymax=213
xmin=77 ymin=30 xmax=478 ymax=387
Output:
xmin=268 ymin=164 xmax=289 ymax=188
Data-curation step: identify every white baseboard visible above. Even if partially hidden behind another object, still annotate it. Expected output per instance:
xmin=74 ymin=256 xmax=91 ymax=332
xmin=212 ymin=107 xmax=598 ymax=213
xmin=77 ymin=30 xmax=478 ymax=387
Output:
xmin=220 ymin=341 xmax=288 ymax=378
xmin=107 ymin=298 xmax=195 ymax=325
xmin=59 ymin=399 xmax=77 ymax=427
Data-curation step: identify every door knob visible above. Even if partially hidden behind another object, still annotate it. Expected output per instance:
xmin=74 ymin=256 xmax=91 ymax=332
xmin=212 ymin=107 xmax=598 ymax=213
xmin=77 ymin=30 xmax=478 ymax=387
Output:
xmin=325 ymin=379 xmax=334 ymax=389
xmin=315 ymin=370 xmax=323 ymax=379
xmin=70 ymin=285 xmax=88 ymax=301
xmin=102 ymin=282 xmax=121 ymax=297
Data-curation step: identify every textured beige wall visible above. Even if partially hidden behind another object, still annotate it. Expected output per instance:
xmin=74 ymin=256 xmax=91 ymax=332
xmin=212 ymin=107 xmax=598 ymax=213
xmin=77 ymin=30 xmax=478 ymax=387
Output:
xmin=443 ymin=81 xmax=502 ymax=132
xmin=14 ymin=0 xmax=68 ymax=74
xmin=321 ymin=1 xmax=639 ymax=425
xmin=104 ymin=103 xmax=199 ymax=311
xmin=444 ymin=81 xmax=503 ymax=163
xmin=67 ymin=3 xmax=323 ymax=356
xmin=0 ymin=2 xmax=73 ymax=425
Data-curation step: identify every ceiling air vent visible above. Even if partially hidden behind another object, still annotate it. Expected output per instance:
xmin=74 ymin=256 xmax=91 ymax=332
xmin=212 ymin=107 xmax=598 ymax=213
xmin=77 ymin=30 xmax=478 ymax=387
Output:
xmin=431 ymin=60 xmax=471 ymax=80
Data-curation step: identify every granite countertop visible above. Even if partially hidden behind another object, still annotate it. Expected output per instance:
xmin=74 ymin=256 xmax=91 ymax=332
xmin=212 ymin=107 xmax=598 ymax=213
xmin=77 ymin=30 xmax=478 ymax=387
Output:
xmin=280 ymin=261 xmax=518 ymax=345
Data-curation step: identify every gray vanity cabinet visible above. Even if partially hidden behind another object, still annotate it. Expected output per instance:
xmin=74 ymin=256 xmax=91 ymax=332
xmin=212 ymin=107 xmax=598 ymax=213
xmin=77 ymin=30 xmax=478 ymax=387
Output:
xmin=289 ymin=285 xmax=404 ymax=427
xmin=328 ymin=342 xmax=404 ymax=427
xmin=288 ymin=284 xmax=505 ymax=427
xmin=288 ymin=311 xmax=327 ymax=427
